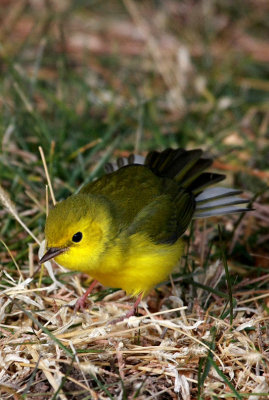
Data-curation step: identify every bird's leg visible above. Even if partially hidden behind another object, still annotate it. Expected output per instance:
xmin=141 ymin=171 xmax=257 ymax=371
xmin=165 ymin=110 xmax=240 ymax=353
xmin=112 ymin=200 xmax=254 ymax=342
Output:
xmin=108 ymin=293 xmax=143 ymax=325
xmin=74 ymin=279 xmax=98 ymax=312
xmin=124 ymin=293 xmax=143 ymax=319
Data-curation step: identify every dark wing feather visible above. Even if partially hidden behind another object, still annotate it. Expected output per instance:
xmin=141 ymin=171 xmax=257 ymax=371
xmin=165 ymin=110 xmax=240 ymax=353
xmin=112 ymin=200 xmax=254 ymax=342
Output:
xmin=125 ymin=190 xmax=195 ymax=244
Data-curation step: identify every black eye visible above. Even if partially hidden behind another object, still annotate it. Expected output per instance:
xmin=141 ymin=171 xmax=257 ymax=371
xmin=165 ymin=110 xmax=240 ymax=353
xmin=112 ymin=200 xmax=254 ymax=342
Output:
xmin=72 ymin=232 xmax=83 ymax=243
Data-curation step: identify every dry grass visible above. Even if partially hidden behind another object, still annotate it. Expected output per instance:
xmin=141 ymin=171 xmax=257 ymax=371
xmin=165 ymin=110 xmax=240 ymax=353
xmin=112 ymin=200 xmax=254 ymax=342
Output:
xmin=0 ymin=241 xmax=269 ymax=399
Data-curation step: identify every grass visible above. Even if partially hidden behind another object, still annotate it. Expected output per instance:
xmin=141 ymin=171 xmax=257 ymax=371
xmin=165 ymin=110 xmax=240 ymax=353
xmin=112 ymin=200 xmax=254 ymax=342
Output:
xmin=0 ymin=0 xmax=269 ymax=399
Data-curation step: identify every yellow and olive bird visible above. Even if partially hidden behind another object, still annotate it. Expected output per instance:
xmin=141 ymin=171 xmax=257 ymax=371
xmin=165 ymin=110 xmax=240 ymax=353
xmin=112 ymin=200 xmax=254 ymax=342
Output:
xmin=40 ymin=148 xmax=249 ymax=315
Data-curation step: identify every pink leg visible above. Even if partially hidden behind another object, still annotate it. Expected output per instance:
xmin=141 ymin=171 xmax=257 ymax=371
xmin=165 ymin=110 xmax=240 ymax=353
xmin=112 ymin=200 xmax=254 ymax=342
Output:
xmin=125 ymin=293 xmax=143 ymax=318
xmin=109 ymin=293 xmax=143 ymax=325
xmin=74 ymin=279 xmax=99 ymax=312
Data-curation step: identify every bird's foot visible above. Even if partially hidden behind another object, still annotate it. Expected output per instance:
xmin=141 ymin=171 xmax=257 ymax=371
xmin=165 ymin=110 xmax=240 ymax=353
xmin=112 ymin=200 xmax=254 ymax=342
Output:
xmin=74 ymin=295 xmax=89 ymax=312
xmin=108 ymin=308 xmax=136 ymax=325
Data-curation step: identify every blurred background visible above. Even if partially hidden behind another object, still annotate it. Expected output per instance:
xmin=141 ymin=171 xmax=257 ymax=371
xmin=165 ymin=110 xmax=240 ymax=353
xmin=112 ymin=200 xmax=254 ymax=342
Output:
xmin=1 ymin=0 xmax=268 ymax=256
xmin=1 ymin=0 xmax=268 ymax=176
xmin=0 ymin=0 xmax=268 ymax=260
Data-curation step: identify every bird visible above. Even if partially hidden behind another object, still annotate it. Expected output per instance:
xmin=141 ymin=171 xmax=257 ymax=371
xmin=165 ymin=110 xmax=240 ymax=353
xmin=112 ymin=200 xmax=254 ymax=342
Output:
xmin=39 ymin=148 xmax=249 ymax=317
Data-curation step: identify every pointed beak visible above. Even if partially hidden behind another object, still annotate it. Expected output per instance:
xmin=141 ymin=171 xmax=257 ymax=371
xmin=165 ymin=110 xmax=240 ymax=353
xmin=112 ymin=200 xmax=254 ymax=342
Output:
xmin=39 ymin=247 xmax=68 ymax=264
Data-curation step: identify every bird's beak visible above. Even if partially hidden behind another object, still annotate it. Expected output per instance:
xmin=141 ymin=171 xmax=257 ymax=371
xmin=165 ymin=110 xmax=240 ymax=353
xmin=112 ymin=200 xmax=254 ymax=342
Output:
xmin=39 ymin=247 xmax=68 ymax=264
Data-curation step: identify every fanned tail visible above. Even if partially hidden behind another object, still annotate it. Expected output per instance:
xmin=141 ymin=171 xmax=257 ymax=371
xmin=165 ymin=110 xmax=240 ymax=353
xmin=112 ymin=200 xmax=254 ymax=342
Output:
xmin=145 ymin=148 xmax=226 ymax=193
xmin=145 ymin=148 xmax=250 ymax=218
xmin=105 ymin=148 xmax=250 ymax=219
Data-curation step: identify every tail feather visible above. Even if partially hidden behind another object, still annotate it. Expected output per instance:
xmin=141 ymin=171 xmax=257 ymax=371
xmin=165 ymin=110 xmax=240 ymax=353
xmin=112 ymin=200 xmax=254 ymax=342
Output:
xmin=172 ymin=149 xmax=203 ymax=181
xmin=145 ymin=148 xmax=185 ymax=176
xmin=188 ymin=172 xmax=226 ymax=194
xmin=151 ymin=148 xmax=179 ymax=172
xmin=194 ymin=187 xmax=250 ymax=218
xmin=195 ymin=206 xmax=249 ymax=218
xmin=105 ymin=148 xmax=251 ymax=220
xmin=144 ymin=150 xmax=168 ymax=170
xmin=196 ymin=187 xmax=243 ymax=202
xmin=197 ymin=197 xmax=248 ymax=210
xmin=128 ymin=154 xmax=145 ymax=165
xmin=105 ymin=155 xmax=145 ymax=173
xmin=181 ymin=158 xmax=213 ymax=187
xmin=145 ymin=148 xmax=250 ymax=219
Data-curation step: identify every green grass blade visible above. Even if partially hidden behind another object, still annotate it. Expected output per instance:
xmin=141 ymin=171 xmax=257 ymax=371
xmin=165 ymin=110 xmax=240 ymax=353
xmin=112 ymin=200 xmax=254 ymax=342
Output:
xmin=209 ymin=357 xmax=243 ymax=400
xmin=218 ymin=224 xmax=234 ymax=325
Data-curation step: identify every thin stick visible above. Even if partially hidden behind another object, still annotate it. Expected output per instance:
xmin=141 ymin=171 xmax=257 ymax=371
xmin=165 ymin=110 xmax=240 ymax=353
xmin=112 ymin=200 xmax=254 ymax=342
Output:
xmin=0 ymin=239 xmax=23 ymax=280
xmin=39 ymin=146 xmax=56 ymax=206
xmin=0 ymin=185 xmax=40 ymax=245
xmin=45 ymin=185 xmax=49 ymax=216
xmin=28 ymin=243 xmax=34 ymax=278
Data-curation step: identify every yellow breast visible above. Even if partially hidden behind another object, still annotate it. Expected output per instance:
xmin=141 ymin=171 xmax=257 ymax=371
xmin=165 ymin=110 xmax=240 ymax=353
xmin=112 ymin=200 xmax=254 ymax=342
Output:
xmin=91 ymin=234 xmax=184 ymax=296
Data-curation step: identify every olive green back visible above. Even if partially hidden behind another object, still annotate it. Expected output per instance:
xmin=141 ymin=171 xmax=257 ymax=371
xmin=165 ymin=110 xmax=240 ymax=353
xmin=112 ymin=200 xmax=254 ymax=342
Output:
xmin=80 ymin=165 xmax=164 ymax=227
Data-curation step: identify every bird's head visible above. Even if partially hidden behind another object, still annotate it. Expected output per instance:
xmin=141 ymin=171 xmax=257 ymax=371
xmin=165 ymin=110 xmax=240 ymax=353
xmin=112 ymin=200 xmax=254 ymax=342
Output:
xmin=39 ymin=193 xmax=114 ymax=272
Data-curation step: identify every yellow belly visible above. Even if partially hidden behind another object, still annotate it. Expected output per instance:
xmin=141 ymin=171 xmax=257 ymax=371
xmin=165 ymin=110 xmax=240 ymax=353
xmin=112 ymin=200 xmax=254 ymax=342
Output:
xmin=91 ymin=234 xmax=184 ymax=296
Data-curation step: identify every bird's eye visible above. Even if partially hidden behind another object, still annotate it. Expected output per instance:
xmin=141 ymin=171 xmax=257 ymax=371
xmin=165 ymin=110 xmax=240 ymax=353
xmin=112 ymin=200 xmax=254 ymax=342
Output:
xmin=72 ymin=232 xmax=83 ymax=243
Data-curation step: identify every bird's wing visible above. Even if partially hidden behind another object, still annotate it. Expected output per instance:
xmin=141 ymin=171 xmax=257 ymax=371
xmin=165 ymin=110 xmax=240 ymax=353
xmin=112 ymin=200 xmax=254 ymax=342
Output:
xmin=124 ymin=190 xmax=195 ymax=244
xmin=80 ymin=165 xmax=164 ymax=228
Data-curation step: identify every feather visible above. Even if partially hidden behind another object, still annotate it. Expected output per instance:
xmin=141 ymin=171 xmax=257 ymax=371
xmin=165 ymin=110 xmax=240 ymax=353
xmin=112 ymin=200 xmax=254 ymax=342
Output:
xmin=196 ymin=187 xmax=243 ymax=202
xmin=188 ymin=172 xmax=226 ymax=194
xmin=195 ymin=206 xmax=249 ymax=218
xmin=196 ymin=197 xmax=249 ymax=210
